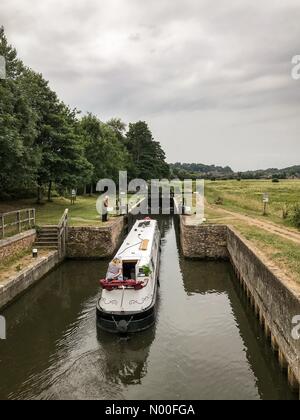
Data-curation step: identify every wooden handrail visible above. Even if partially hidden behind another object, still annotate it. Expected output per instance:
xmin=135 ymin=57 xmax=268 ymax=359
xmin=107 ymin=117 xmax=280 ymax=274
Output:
xmin=57 ymin=209 xmax=69 ymax=259
xmin=0 ymin=208 xmax=35 ymax=218
xmin=0 ymin=208 xmax=36 ymax=239
xmin=58 ymin=209 xmax=69 ymax=229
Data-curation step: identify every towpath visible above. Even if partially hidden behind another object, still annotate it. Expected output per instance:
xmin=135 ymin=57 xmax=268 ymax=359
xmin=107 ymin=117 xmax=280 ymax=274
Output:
xmin=206 ymin=203 xmax=300 ymax=245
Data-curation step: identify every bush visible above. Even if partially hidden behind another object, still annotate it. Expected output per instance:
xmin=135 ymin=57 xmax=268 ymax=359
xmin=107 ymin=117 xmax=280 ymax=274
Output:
xmin=215 ymin=196 xmax=224 ymax=205
xmin=291 ymin=204 xmax=300 ymax=228
xmin=142 ymin=265 xmax=152 ymax=276
xmin=272 ymin=178 xmax=279 ymax=183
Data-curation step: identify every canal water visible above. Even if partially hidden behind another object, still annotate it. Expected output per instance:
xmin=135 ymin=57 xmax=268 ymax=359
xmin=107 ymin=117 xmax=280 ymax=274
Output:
xmin=0 ymin=216 xmax=296 ymax=400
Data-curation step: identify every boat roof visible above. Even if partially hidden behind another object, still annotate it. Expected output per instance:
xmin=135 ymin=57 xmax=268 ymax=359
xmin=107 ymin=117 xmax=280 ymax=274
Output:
xmin=115 ymin=219 xmax=158 ymax=264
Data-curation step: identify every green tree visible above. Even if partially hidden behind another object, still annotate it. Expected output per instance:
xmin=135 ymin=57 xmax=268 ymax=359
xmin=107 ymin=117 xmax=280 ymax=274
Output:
xmin=78 ymin=113 xmax=106 ymax=194
xmin=78 ymin=114 xmax=133 ymax=192
xmin=107 ymin=118 xmax=126 ymax=142
xmin=107 ymin=117 xmax=136 ymax=179
xmin=0 ymin=27 xmax=40 ymax=196
xmin=20 ymin=69 xmax=92 ymax=202
xmin=0 ymin=26 xmax=24 ymax=79
xmin=126 ymin=121 xmax=169 ymax=180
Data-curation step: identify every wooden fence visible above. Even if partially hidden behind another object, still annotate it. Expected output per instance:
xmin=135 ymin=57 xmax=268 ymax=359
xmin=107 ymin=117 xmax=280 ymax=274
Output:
xmin=0 ymin=209 xmax=36 ymax=240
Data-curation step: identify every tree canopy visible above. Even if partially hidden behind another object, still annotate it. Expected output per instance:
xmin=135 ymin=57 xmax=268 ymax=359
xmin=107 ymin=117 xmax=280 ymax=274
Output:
xmin=126 ymin=121 xmax=170 ymax=180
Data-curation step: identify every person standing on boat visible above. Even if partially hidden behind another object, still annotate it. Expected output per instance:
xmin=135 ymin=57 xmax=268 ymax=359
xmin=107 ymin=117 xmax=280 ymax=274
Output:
xmin=106 ymin=258 xmax=123 ymax=281
xmin=71 ymin=188 xmax=77 ymax=205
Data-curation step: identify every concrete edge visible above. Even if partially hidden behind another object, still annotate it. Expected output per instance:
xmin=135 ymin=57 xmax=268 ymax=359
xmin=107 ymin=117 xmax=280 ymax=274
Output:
xmin=0 ymin=229 xmax=36 ymax=248
xmin=0 ymin=251 xmax=59 ymax=310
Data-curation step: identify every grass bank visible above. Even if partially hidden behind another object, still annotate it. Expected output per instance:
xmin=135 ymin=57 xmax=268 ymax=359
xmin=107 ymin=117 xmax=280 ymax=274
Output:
xmin=0 ymin=196 xmax=104 ymax=227
xmin=0 ymin=194 xmax=141 ymax=229
xmin=205 ymin=206 xmax=300 ymax=284
xmin=233 ymin=222 xmax=300 ymax=285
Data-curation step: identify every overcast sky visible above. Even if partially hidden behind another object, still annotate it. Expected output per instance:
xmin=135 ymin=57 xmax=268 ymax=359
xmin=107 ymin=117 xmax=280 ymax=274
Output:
xmin=1 ymin=0 xmax=300 ymax=170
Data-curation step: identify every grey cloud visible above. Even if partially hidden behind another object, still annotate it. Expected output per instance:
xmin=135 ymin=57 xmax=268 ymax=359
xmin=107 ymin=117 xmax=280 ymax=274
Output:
xmin=129 ymin=33 xmax=141 ymax=42
xmin=1 ymin=0 xmax=300 ymax=170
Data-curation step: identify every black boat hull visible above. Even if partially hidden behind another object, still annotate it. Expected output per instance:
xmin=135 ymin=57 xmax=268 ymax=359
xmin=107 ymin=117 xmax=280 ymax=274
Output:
xmin=96 ymin=301 xmax=157 ymax=334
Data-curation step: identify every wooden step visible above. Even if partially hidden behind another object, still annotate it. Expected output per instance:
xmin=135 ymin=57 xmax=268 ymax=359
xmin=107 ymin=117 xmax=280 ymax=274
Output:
xmin=39 ymin=228 xmax=58 ymax=232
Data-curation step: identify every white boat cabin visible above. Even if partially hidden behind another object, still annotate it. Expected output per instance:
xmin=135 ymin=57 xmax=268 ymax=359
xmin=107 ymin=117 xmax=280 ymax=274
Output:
xmin=99 ymin=218 xmax=161 ymax=314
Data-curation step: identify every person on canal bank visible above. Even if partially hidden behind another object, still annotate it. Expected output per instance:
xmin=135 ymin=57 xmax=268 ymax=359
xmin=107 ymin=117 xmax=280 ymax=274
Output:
xmin=102 ymin=195 xmax=109 ymax=222
xmin=71 ymin=188 xmax=77 ymax=205
xmin=106 ymin=258 xmax=123 ymax=281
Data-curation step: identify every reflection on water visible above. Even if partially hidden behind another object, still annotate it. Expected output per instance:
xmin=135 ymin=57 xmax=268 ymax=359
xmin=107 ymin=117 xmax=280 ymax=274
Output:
xmin=0 ymin=216 xmax=296 ymax=400
xmin=98 ymin=328 xmax=155 ymax=387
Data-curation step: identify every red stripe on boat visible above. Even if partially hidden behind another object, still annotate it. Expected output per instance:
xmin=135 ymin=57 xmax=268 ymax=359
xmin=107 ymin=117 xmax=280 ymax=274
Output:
xmin=100 ymin=279 xmax=144 ymax=291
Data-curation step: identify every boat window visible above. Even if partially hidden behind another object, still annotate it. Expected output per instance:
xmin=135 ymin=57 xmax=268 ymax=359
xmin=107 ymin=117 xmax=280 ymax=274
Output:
xmin=138 ymin=221 xmax=151 ymax=228
xmin=122 ymin=261 xmax=137 ymax=280
xmin=138 ymin=267 xmax=146 ymax=277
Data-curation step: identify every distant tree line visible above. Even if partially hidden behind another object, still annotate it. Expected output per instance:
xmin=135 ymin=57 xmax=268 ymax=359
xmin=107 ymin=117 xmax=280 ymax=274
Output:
xmin=0 ymin=27 xmax=169 ymax=201
xmin=238 ymin=167 xmax=300 ymax=180
xmin=170 ymin=163 xmax=300 ymax=181
xmin=170 ymin=163 xmax=234 ymax=180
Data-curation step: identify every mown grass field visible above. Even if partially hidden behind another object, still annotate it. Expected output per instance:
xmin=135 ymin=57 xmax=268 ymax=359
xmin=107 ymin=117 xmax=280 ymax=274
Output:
xmin=205 ymin=179 xmax=300 ymax=228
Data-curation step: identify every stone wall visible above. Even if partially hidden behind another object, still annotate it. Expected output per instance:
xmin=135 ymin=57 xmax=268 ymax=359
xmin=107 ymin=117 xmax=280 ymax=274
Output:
xmin=0 ymin=230 xmax=36 ymax=262
xmin=67 ymin=217 xmax=125 ymax=259
xmin=180 ymin=217 xmax=228 ymax=259
xmin=227 ymin=227 xmax=300 ymax=391
xmin=0 ymin=251 xmax=59 ymax=309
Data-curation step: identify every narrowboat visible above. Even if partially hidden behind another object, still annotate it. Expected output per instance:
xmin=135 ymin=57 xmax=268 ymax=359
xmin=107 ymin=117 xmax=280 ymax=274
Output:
xmin=96 ymin=218 xmax=161 ymax=334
